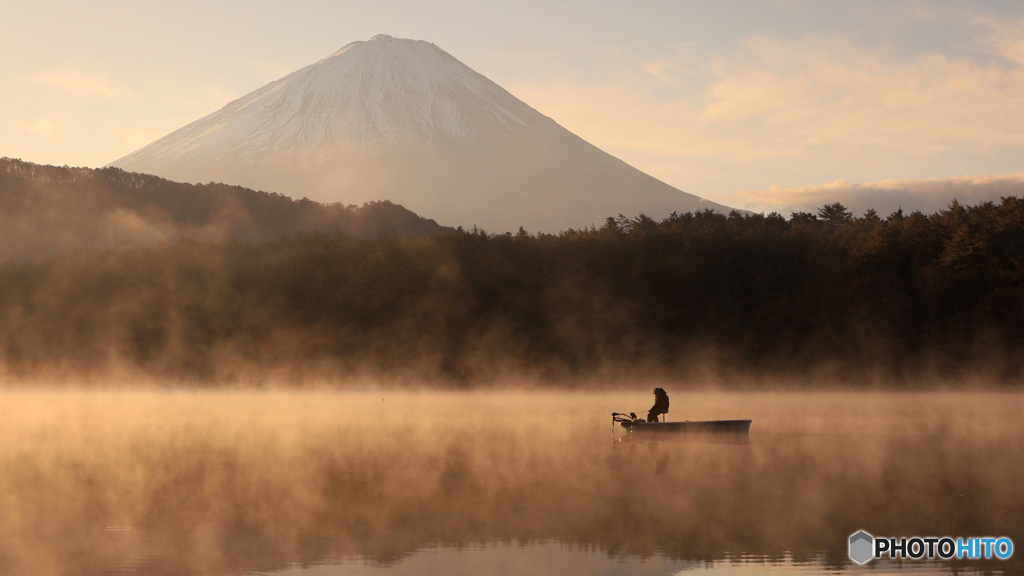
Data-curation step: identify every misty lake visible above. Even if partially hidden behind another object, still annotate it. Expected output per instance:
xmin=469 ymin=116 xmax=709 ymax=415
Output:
xmin=0 ymin=389 xmax=1020 ymax=576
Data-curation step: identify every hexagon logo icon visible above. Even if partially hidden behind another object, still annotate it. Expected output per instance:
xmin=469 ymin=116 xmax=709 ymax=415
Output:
xmin=849 ymin=530 xmax=874 ymax=565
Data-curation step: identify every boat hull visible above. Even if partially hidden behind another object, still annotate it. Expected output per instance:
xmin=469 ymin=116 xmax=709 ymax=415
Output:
xmin=619 ymin=419 xmax=752 ymax=437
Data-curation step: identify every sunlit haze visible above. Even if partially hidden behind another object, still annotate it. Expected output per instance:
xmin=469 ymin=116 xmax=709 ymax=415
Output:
xmin=3 ymin=0 xmax=1023 ymax=216
xmin=2 ymin=5 xmax=1023 ymax=575
xmin=1 ymin=389 xmax=1019 ymax=575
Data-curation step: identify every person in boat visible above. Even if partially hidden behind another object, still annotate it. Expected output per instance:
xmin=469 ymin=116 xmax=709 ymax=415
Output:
xmin=647 ymin=387 xmax=669 ymax=422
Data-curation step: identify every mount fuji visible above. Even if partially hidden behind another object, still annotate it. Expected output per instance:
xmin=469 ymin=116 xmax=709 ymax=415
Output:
xmin=111 ymin=34 xmax=738 ymax=232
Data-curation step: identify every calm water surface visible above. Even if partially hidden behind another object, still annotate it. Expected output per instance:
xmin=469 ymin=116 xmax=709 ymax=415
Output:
xmin=0 ymin=389 xmax=1019 ymax=576
xmin=247 ymin=542 xmax=982 ymax=576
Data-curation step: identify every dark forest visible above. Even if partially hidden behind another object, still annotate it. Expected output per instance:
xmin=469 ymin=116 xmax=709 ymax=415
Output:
xmin=0 ymin=157 xmax=447 ymax=261
xmin=1 ymin=170 xmax=1021 ymax=384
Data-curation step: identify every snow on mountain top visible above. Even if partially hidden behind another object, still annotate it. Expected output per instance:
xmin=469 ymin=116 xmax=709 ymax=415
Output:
xmin=110 ymin=34 xmax=740 ymax=232
xmin=113 ymin=34 xmax=554 ymax=170
xmin=340 ymin=33 xmax=414 ymax=51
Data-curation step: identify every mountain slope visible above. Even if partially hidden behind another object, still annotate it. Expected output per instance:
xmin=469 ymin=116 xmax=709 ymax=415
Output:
xmin=111 ymin=34 xmax=739 ymax=232
xmin=0 ymin=157 xmax=448 ymax=261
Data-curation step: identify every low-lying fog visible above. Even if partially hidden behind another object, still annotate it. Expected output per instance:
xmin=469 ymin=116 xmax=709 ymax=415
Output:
xmin=0 ymin=389 xmax=1020 ymax=575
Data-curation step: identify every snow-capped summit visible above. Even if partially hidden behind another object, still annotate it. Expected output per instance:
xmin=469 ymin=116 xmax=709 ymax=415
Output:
xmin=115 ymin=35 xmax=547 ymax=165
xmin=111 ymin=35 xmax=737 ymax=232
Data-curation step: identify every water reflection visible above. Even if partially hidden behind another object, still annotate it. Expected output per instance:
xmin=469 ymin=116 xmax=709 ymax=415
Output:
xmin=0 ymin=390 xmax=1019 ymax=576
xmin=247 ymin=543 xmax=990 ymax=576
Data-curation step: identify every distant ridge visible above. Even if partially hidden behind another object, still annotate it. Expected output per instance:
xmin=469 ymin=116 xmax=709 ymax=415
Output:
xmin=111 ymin=35 xmax=741 ymax=233
xmin=0 ymin=157 xmax=448 ymax=261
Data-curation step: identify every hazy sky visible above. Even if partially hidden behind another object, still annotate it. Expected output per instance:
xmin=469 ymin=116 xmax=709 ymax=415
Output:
xmin=3 ymin=0 xmax=1023 ymax=215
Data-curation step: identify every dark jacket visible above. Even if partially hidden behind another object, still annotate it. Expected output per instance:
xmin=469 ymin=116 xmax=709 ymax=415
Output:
xmin=647 ymin=390 xmax=669 ymax=422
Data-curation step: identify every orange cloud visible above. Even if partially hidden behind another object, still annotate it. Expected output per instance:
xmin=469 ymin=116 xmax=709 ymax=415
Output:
xmin=509 ymin=28 xmax=1024 ymax=167
xmin=30 ymin=67 xmax=129 ymax=100
xmin=26 ymin=115 xmax=62 ymax=137
xmin=731 ymin=172 xmax=1024 ymax=216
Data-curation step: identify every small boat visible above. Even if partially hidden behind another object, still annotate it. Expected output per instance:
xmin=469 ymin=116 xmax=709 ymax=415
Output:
xmin=612 ymin=413 xmax=752 ymax=439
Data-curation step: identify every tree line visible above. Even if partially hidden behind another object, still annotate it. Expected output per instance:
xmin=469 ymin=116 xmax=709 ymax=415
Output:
xmin=0 ymin=157 xmax=447 ymax=261
xmin=0 ymin=194 xmax=1021 ymax=386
